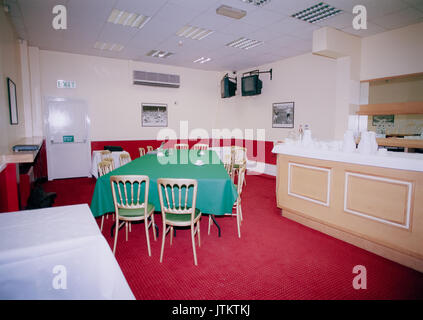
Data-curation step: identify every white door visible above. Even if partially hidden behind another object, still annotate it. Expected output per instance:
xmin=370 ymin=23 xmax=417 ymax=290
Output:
xmin=45 ymin=97 xmax=91 ymax=180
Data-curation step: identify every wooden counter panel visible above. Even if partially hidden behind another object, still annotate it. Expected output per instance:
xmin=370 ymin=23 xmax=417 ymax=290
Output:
xmin=288 ymin=163 xmax=330 ymax=206
xmin=345 ymin=173 xmax=411 ymax=228
xmin=276 ymin=154 xmax=423 ymax=268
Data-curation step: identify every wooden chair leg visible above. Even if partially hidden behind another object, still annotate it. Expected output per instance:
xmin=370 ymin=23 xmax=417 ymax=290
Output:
xmin=100 ymin=215 xmax=104 ymax=232
xmin=197 ymin=221 xmax=201 ymax=247
xmin=129 ymin=222 xmax=131 ymax=232
xmin=170 ymin=226 xmax=173 ymax=246
xmin=150 ymin=214 xmax=157 ymax=241
xmin=125 ymin=222 xmax=128 ymax=241
xmin=144 ymin=217 xmax=151 ymax=257
xmin=208 ymin=215 xmax=212 ymax=235
xmin=191 ymin=225 xmax=198 ymax=266
xmin=237 ymin=203 xmax=241 ymax=238
xmin=160 ymin=222 xmax=166 ymax=263
xmin=113 ymin=219 xmax=119 ymax=255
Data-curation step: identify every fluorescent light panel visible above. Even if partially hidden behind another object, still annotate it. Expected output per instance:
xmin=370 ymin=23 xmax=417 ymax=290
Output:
xmin=291 ymin=2 xmax=342 ymax=23
xmin=193 ymin=57 xmax=212 ymax=64
xmin=107 ymin=8 xmax=151 ymax=28
xmin=94 ymin=41 xmax=124 ymax=52
xmin=146 ymin=50 xmax=174 ymax=58
xmin=226 ymin=37 xmax=263 ymax=50
xmin=176 ymin=25 xmax=214 ymax=40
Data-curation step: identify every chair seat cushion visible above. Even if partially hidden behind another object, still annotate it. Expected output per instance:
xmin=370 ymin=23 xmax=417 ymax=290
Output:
xmin=118 ymin=203 xmax=155 ymax=217
xmin=166 ymin=208 xmax=201 ymax=223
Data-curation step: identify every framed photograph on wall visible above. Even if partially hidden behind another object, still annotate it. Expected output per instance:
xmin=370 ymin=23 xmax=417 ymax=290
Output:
xmin=141 ymin=103 xmax=168 ymax=127
xmin=372 ymin=115 xmax=394 ymax=126
xmin=272 ymin=102 xmax=294 ymax=128
xmin=7 ymin=78 xmax=18 ymax=125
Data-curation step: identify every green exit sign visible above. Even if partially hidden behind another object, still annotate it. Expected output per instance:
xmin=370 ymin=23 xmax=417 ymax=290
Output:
xmin=63 ymin=135 xmax=74 ymax=143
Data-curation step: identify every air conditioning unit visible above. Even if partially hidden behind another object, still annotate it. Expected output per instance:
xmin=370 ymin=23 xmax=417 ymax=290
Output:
xmin=133 ymin=70 xmax=180 ymax=88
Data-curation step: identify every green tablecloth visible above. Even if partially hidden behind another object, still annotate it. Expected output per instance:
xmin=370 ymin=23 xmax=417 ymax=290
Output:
xmin=90 ymin=150 xmax=238 ymax=217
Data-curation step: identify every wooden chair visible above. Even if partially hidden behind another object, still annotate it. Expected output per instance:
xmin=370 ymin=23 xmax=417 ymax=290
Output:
xmin=192 ymin=143 xmax=209 ymax=151
xmin=209 ymin=165 xmax=246 ymax=238
xmin=119 ymin=152 xmax=131 ymax=166
xmin=174 ymin=143 xmax=189 ymax=150
xmin=110 ymin=175 xmax=156 ymax=256
xmin=100 ymin=150 xmax=111 ymax=160
xmin=157 ymin=178 xmax=201 ymax=266
xmin=139 ymin=147 xmax=146 ymax=157
xmin=231 ymin=146 xmax=247 ymax=186
xmin=98 ymin=160 xmax=115 ymax=231
xmin=102 ymin=157 xmax=115 ymax=169
xmin=147 ymin=146 xmax=154 ymax=152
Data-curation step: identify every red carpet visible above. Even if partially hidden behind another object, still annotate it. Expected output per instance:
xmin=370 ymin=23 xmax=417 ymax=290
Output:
xmin=43 ymin=175 xmax=423 ymax=300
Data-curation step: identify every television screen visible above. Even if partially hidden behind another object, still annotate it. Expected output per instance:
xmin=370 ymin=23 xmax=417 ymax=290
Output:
xmin=242 ymin=75 xmax=262 ymax=96
xmin=221 ymin=76 xmax=237 ymax=98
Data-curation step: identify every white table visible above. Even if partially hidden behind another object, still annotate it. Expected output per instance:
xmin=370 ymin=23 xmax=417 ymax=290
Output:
xmin=91 ymin=150 xmax=129 ymax=178
xmin=0 ymin=204 xmax=135 ymax=300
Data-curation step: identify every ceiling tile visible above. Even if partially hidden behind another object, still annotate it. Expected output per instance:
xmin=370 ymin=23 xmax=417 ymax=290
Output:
xmin=325 ymin=0 xmax=409 ymax=19
xmin=342 ymin=21 xmax=387 ymax=37
xmin=114 ymin=0 xmax=168 ymax=16
xmin=240 ymin=8 xmax=286 ymax=27
xmin=370 ymin=7 xmax=423 ymax=30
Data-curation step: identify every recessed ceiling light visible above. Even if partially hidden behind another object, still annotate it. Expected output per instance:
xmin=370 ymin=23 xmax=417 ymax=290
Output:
xmin=94 ymin=41 xmax=124 ymax=52
xmin=146 ymin=50 xmax=174 ymax=58
xmin=193 ymin=57 xmax=212 ymax=64
xmin=216 ymin=5 xmax=247 ymax=19
xmin=176 ymin=25 xmax=214 ymax=40
xmin=291 ymin=2 xmax=342 ymax=23
xmin=107 ymin=8 xmax=151 ymax=29
xmin=226 ymin=37 xmax=263 ymax=50
xmin=240 ymin=0 xmax=271 ymax=7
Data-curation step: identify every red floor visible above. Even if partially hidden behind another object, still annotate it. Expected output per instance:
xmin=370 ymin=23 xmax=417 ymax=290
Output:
xmin=43 ymin=175 xmax=423 ymax=300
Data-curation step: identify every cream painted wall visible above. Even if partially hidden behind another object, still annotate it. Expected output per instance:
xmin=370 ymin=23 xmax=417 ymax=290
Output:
xmin=361 ymin=22 xmax=423 ymax=81
xmin=37 ymin=50 xmax=220 ymax=141
xmin=215 ymin=53 xmax=338 ymax=142
xmin=0 ymin=11 xmax=25 ymax=148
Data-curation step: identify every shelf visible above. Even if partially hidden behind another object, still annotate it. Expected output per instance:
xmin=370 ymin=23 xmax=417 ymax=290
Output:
xmin=357 ymin=101 xmax=423 ymax=115
xmin=376 ymin=138 xmax=423 ymax=149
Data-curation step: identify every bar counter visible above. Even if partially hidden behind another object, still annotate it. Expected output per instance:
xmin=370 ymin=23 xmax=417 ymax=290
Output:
xmin=273 ymin=143 xmax=423 ymax=272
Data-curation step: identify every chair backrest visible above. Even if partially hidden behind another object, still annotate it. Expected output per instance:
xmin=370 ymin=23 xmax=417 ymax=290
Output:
xmin=157 ymin=178 xmax=198 ymax=221
xmin=98 ymin=160 xmax=114 ymax=177
xmin=119 ymin=152 xmax=131 ymax=166
xmin=139 ymin=147 xmax=146 ymax=157
xmin=147 ymin=146 xmax=154 ymax=152
xmin=236 ymin=165 xmax=246 ymax=196
xmin=102 ymin=157 xmax=115 ymax=169
xmin=100 ymin=150 xmax=111 ymax=160
xmin=192 ymin=143 xmax=209 ymax=150
xmin=231 ymin=146 xmax=247 ymax=165
xmin=174 ymin=143 xmax=189 ymax=150
xmin=110 ymin=175 xmax=150 ymax=216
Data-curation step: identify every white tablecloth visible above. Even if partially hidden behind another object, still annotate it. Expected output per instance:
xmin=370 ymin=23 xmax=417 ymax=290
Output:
xmin=0 ymin=204 xmax=135 ymax=300
xmin=91 ymin=150 xmax=129 ymax=178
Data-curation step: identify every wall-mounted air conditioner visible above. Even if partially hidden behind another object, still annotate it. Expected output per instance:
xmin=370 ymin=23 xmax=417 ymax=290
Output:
xmin=133 ymin=70 xmax=180 ymax=88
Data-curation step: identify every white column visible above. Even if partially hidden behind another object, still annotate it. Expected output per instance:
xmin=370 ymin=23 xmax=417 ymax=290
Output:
xmin=18 ymin=39 xmax=32 ymax=137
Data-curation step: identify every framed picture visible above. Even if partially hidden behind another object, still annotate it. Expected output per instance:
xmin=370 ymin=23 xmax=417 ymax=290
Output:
xmin=372 ymin=115 xmax=394 ymax=126
xmin=7 ymin=78 xmax=18 ymax=125
xmin=141 ymin=103 xmax=168 ymax=127
xmin=272 ymin=102 xmax=294 ymax=128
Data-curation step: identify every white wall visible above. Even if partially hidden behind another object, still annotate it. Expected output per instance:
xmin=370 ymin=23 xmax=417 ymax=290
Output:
xmin=361 ymin=22 xmax=423 ymax=80
xmin=37 ymin=50 xmax=220 ymax=141
xmin=0 ymin=11 xmax=25 ymax=149
xmin=215 ymin=53 xmax=338 ymax=142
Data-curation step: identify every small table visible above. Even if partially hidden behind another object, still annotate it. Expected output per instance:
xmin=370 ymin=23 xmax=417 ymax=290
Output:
xmin=0 ymin=204 xmax=134 ymax=299
xmin=91 ymin=150 xmax=129 ymax=178
xmin=90 ymin=150 xmax=238 ymax=236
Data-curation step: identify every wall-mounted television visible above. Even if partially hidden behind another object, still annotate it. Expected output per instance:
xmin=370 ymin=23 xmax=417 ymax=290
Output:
xmin=241 ymin=74 xmax=262 ymax=96
xmin=221 ymin=75 xmax=237 ymax=98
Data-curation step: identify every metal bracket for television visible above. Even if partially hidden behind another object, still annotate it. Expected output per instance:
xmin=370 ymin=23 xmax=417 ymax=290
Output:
xmin=224 ymin=73 xmax=237 ymax=84
xmin=242 ymin=68 xmax=273 ymax=80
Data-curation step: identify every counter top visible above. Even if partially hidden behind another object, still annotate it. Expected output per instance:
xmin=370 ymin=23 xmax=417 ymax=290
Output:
xmin=0 ymin=136 xmax=44 ymax=164
xmin=272 ymin=143 xmax=423 ymax=172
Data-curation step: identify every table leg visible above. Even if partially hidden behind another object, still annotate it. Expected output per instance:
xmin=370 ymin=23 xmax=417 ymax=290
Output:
xmin=210 ymin=215 xmax=221 ymax=237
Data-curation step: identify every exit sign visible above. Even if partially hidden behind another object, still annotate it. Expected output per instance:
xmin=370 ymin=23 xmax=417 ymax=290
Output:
xmin=57 ymin=80 xmax=76 ymax=89
xmin=63 ymin=135 xmax=74 ymax=143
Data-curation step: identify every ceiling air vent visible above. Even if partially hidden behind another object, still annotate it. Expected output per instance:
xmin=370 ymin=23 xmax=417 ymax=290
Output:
xmin=133 ymin=71 xmax=180 ymax=88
